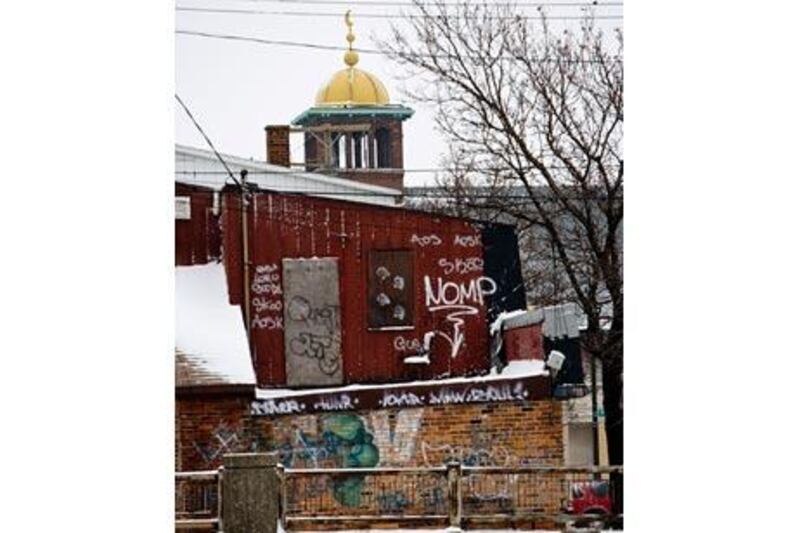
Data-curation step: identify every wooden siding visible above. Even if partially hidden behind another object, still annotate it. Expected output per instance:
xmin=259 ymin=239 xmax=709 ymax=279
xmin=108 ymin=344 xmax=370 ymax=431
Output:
xmin=175 ymin=183 xmax=221 ymax=266
xmin=222 ymin=190 xmax=502 ymax=388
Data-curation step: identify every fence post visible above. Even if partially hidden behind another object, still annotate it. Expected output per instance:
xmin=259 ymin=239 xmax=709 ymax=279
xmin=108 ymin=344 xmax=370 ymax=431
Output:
xmin=217 ymin=466 xmax=224 ymax=532
xmin=277 ymin=463 xmax=287 ymax=531
xmin=447 ymin=461 xmax=462 ymax=531
xmin=222 ymin=453 xmax=279 ymax=533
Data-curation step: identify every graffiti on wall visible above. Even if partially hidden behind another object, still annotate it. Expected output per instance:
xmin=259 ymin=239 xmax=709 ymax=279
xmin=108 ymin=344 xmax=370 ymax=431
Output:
xmin=282 ymin=258 xmax=343 ymax=386
xmin=438 ymin=257 xmax=484 ymax=275
xmin=421 ymin=430 xmax=515 ymax=467
xmin=454 ymin=234 xmax=481 ymax=247
xmin=274 ymin=414 xmax=380 ymax=507
xmin=286 ymin=295 xmax=341 ymax=376
xmin=267 ymin=410 xmax=425 ymax=506
xmin=410 ymin=234 xmax=442 ymax=247
xmin=251 ymin=264 xmax=284 ymax=330
xmin=192 ymin=421 xmax=251 ymax=465
xmin=423 ymin=274 xmax=497 ymax=359
xmin=369 ymin=409 xmax=423 ymax=465
xmin=377 ymin=491 xmax=410 ymax=514
xmin=251 ymin=376 xmax=540 ymax=417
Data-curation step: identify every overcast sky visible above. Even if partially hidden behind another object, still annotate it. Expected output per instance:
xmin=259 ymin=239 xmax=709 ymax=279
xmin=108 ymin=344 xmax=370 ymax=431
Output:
xmin=176 ymin=1 xmax=623 ymax=186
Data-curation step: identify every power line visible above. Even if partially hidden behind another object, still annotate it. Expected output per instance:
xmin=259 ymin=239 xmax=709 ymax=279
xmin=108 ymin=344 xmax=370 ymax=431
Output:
xmin=176 ymin=30 xmax=622 ymax=63
xmin=173 ymin=192 xmax=617 ymax=235
xmin=175 ymin=94 xmax=242 ymax=188
xmin=176 ymin=7 xmax=623 ymax=20
xmin=174 ymin=183 xmax=620 ymax=200
xmin=175 ymin=164 xmax=621 ymax=174
xmin=205 ymin=0 xmax=623 ymax=7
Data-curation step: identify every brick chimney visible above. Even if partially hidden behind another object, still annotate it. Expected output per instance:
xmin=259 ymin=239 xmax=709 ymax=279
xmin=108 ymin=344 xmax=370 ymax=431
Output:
xmin=502 ymin=310 xmax=545 ymax=362
xmin=265 ymin=125 xmax=290 ymax=167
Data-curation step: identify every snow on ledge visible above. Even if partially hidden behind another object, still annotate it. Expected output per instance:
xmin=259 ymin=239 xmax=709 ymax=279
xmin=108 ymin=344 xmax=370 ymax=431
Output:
xmin=256 ymin=357 xmax=547 ymax=400
xmin=489 ymin=309 xmax=528 ymax=336
xmin=490 ymin=359 xmax=546 ymax=377
xmin=176 ymin=263 xmax=255 ymax=385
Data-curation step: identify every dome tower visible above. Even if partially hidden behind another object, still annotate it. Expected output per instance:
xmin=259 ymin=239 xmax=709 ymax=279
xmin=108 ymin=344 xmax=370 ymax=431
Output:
xmin=290 ymin=11 xmax=414 ymax=191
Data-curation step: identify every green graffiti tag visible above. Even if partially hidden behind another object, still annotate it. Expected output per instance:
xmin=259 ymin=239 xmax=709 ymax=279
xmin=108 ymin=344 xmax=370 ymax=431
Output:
xmin=323 ymin=414 xmax=380 ymax=506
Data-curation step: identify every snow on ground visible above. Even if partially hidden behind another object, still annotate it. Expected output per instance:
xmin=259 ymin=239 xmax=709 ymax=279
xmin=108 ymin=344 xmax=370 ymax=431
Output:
xmin=175 ymin=262 xmax=255 ymax=385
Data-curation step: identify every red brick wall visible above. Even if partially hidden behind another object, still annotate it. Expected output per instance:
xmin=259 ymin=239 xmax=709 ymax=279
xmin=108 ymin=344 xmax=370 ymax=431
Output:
xmin=177 ymin=396 xmax=562 ymax=472
xmin=177 ymin=395 xmax=565 ymax=528
xmin=266 ymin=126 xmax=291 ymax=167
xmin=176 ymin=395 xmax=253 ymax=472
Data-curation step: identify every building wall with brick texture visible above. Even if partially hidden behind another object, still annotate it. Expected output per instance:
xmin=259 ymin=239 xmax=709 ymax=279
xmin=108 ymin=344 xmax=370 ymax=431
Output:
xmin=178 ymin=394 xmax=565 ymax=527
xmin=177 ymin=396 xmax=563 ymax=471
xmin=302 ymin=119 xmax=406 ymax=190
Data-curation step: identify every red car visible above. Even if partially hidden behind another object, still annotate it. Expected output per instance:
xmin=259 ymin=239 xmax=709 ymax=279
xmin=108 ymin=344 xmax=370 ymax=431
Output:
xmin=568 ymin=480 xmax=612 ymax=515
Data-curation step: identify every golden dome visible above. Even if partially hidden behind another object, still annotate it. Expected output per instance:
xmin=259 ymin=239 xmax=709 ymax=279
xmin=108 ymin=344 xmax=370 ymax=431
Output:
xmin=315 ymin=68 xmax=390 ymax=106
xmin=314 ymin=10 xmax=390 ymax=107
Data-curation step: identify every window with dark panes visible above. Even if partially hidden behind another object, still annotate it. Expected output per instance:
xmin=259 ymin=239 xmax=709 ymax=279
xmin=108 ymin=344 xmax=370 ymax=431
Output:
xmin=367 ymin=250 xmax=414 ymax=329
xmin=375 ymin=127 xmax=392 ymax=168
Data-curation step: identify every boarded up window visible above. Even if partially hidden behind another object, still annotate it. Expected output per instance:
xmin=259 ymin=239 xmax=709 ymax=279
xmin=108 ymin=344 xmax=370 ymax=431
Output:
xmin=282 ymin=258 xmax=343 ymax=386
xmin=367 ymin=250 xmax=414 ymax=329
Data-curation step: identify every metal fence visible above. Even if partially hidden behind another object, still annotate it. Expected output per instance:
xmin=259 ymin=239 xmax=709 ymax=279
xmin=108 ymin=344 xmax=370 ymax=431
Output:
xmin=281 ymin=464 xmax=623 ymax=530
xmin=280 ymin=466 xmax=449 ymax=527
xmin=175 ymin=469 xmax=223 ymax=531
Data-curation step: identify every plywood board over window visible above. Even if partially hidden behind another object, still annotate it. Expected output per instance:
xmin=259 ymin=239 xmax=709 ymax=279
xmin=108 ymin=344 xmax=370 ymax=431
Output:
xmin=367 ymin=250 xmax=414 ymax=330
xmin=282 ymin=258 xmax=343 ymax=386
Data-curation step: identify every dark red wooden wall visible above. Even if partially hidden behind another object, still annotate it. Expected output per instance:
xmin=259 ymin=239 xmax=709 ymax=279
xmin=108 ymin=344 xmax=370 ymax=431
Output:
xmin=175 ymin=183 xmax=221 ymax=266
xmin=222 ymin=190 xmax=499 ymax=388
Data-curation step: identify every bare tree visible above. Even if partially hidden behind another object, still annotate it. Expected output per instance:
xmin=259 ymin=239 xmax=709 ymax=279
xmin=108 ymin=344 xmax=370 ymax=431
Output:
xmin=378 ymin=0 xmax=623 ymax=482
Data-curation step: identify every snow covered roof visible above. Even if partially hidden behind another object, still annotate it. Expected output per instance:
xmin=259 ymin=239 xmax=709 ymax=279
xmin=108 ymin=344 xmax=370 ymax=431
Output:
xmin=255 ymin=358 xmax=547 ymax=401
xmin=175 ymin=144 xmax=399 ymax=206
xmin=175 ymin=263 xmax=255 ymax=388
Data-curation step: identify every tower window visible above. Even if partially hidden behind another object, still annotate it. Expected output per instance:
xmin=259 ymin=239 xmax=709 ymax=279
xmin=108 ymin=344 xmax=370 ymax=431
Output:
xmin=331 ymin=134 xmax=347 ymax=169
xmin=375 ymin=127 xmax=392 ymax=168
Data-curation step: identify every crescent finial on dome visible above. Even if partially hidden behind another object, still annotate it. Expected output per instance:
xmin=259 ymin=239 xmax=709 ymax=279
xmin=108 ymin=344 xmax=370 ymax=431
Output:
xmin=344 ymin=10 xmax=359 ymax=67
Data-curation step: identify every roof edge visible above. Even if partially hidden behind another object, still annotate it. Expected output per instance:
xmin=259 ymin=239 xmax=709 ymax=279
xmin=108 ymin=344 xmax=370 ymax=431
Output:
xmin=292 ymin=105 xmax=415 ymax=126
xmin=176 ymin=384 xmax=256 ymax=398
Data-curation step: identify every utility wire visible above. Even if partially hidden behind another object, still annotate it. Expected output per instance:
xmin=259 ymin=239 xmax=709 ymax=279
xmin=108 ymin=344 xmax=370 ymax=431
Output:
xmin=207 ymin=0 xmax=623 ymax=7
xmin=175 ymin=164 xmax=620 ymax=174
xmin=176 ymin=7 xmax=622 ymax=20
xmin=175 ymin=93 xmax=242 ymax=187
xmin=176 ymin=30 xmax=622 ymax=63
xmin=173 ymin=197 xmax=558 ymax=233
xmin=174 ymin=184 xmax=619 ymax=200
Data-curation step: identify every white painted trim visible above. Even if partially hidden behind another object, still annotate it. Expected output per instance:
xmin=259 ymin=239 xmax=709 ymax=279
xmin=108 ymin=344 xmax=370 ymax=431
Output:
xmin=175 ymin=144 xmax=401 ymax=195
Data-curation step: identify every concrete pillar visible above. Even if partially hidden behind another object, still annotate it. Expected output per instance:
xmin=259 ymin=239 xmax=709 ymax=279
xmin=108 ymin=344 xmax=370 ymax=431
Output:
xmin=222 ymin=453 xmax=279 ymax=533
xmin=447 ymin=461 xmax=463 ymax=531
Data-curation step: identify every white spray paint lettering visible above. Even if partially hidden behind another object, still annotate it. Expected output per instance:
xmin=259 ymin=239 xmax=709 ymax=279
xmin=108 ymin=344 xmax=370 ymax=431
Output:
xmin=410 ymin=234 xmax=442 ymax=247
xmin=427 ymin=381 xmax=527 ymax=405
xmin=423 ymin=275 xmax=497 ymax=359
xmin=312 ymin=394 xmax=354 ymax=412
xmin=379 ymin=391 xmax=426 ymax=408
xmin=250 ymin=399 xmax=304 ymax=416
xmin=454 ymin=234 xmax=481 ymax=247
xmin=251 ymin=315 xmax=283 ymax=330
xmin=251 ymin=263 xmax=284 ymax=330
xmin=393 ymin=336 xmax=422 ymax=352
xmin=438 ymin=257 xmax=484 ymax=275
